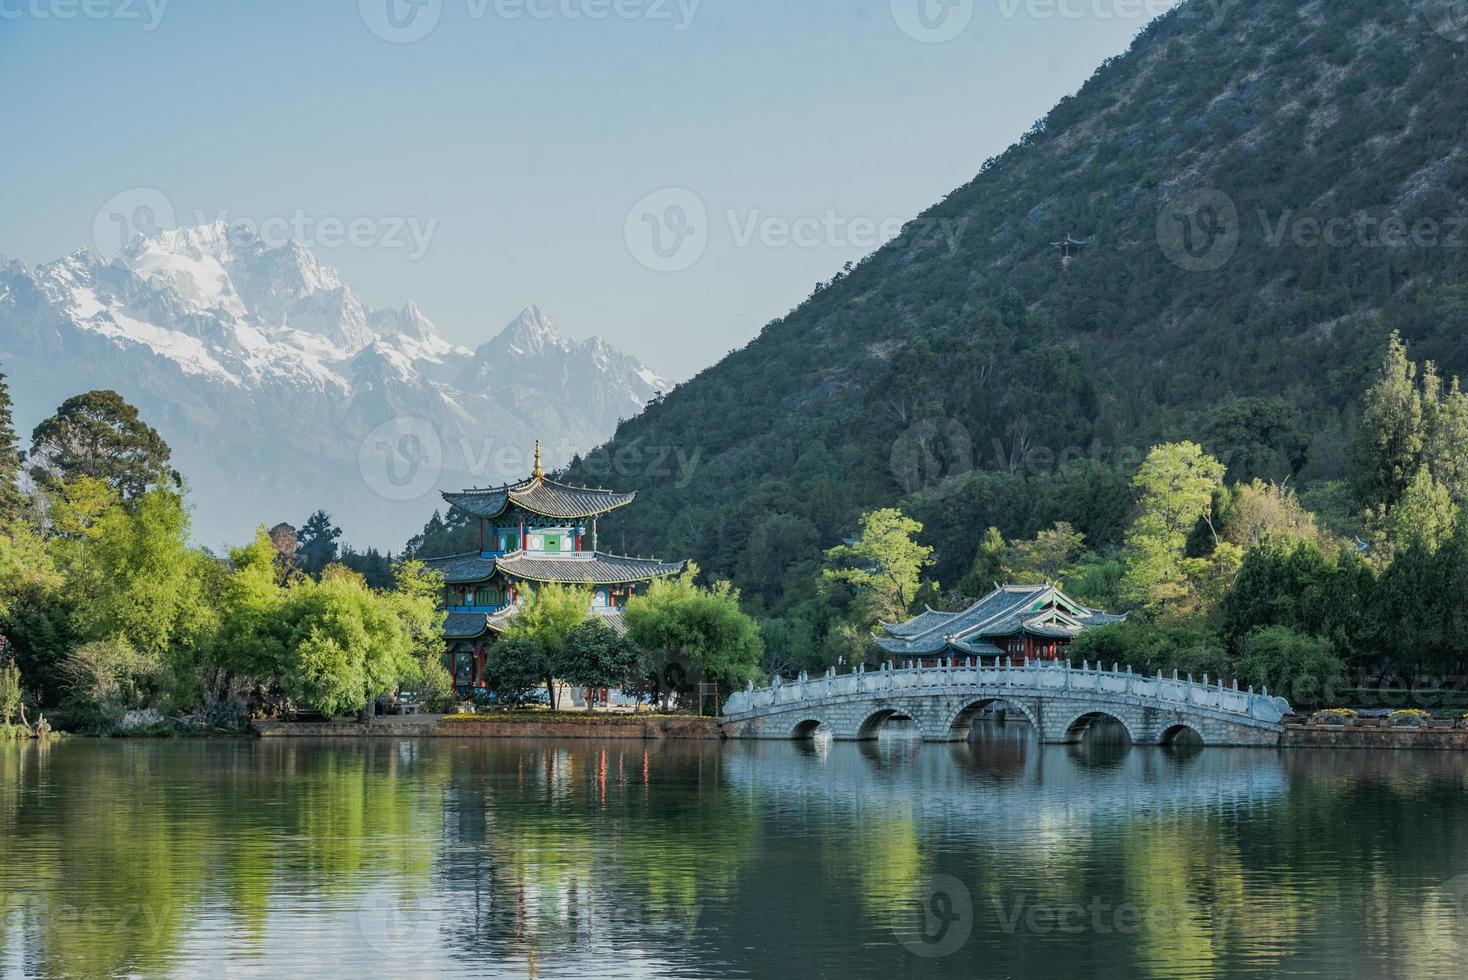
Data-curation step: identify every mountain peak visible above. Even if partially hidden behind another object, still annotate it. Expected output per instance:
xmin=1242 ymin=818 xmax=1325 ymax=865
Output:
xmin=492 ymin=305 xmax=569 ymax=357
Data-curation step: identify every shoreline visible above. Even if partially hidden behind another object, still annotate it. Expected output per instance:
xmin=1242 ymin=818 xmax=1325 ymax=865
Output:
xmin=252 ymin=713 xmax=723 ymax=740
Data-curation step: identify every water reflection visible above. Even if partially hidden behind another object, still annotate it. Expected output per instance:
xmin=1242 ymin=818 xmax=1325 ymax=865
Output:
xmin=1 ymin=737 xmax=1467 ymax=978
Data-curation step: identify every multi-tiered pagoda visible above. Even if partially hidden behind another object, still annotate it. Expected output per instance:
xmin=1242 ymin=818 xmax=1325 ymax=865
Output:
xmin=427 ymin=443 xmax=685 ymax=694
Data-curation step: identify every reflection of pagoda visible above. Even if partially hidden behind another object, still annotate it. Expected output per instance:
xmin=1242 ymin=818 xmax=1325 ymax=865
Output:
xmin=427 ymin=442 xmax=685 ymax=694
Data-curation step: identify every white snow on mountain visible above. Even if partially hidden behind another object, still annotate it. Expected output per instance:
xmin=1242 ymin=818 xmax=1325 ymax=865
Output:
xmin=0 ymin=222 xmax=669 ymax=548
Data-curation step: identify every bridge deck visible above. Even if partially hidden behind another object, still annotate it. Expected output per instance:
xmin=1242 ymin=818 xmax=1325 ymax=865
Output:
xmin=721 ymin=659 xmax=1290 ymax=747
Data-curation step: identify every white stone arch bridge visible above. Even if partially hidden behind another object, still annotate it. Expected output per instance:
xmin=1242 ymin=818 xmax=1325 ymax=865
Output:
xmin=720 ymin=659 xmax=1291 ymax=747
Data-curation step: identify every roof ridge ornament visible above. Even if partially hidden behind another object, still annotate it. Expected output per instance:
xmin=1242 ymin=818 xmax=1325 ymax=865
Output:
xmin=532 ymin=439 xmax=544 ymax=480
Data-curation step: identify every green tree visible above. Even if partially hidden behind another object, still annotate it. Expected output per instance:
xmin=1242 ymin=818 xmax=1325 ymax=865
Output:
xmin=482 ymin=635 xmax=549 ymax=708
xmin=624 ymin=566 xmax=763 ymax=703
xmin=28 ymin=390 xmax=177 ymax=500
xmin=296 ymin=510 xmax=342 ymax=577
xmin=0 ymin=649 xmax=21 ymax=725
xmin=60 ymin=639 xmax=164 ymax=732
xmin=1067 ymin=621 xmax=1229 ymax=678
xmin=1201 ymin=396 xmax=1309 ymax=482
xmin=957 ymin=526 xmax=1008 ymax=598
xmin=1004 ymin=521 xmax=1085 ymax=583
xmin=1215 ymin=480 xmax=1326 ymax=551
xmin=1120 ymin=443 xmax=1226 ymax=613
xmin=507 ymin=583 xmax=590 ymax=708
xmin=0 ymin=366 xmax=23 ymax=524
xmin=277 ymin=568 xmax=424 ymax=717
xmin=68 ymin=490 xmax=217 ymax=666
xmin=1424 ymin=373 xmax=1468 ymax=502
xmin=214 ymin=529 xmax=288 ymax=685
xmin=1349 ymin=332 xmax=1424 ymax=513
xmin=556 ymin=620 xmax=637 ymax=710
xmin=1234 ymin=626 xmax=1344 ymax=707
xmin=1379 ymin=467 xmax=1457 ymax=557
xmin=822 ymin=508 xmax=933 ymax=627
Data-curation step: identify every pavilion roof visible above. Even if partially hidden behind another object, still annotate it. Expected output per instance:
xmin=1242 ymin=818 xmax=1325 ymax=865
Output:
xmin=875 ymin=584 xmax=1124 ymax=656
xmin=444 ymin=612 xmax=493 ymax=640
xmin=424 ymin=550 xmax=685 ymax=587
xmin=494 ymin=551 xmax=685 ymax=585
xmin=443 ymin=476 xmax=636 ymax=521
xmin=452 ymin=601 xmax=625 ymax=639
xmin=424 ymin=552 xmax=498 ymax=585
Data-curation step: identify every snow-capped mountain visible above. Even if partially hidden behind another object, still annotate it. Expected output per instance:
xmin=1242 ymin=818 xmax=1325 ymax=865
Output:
xmin=0 ymin=223 xmax=668 ymax=548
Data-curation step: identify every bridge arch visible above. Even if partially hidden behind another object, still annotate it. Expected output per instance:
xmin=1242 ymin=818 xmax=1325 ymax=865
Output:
xmin=790 ymin=718 xmax=829 ymax=739
xmin=1160 ymin=722 xmax=1205 ymax=747
xmin=944 ymin=697 xmax=1040 ymax=740
xmin=854 ymin=706 xmax=927 ymax=741
xmin=1058 ymin=709 xmax=1136 ymax=745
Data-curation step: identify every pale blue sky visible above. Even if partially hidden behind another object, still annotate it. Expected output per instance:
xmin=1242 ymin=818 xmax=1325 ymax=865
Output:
xmin=1 ymin=0 xmax=1177 ymax=379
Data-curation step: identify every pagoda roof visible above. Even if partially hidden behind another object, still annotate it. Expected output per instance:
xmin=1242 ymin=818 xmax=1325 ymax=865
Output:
xmin=494 ymin=551 xmax=685 ymax=585
xmin=479 ymin=604 xmax=629 ymax=637
xmin=424 ymin=553 xmax=498 ymax=585
xmin=443 ymin=476 xmax=636 ymax=521
xmin=880 ymin=606 xmax=961 ymax=638
xmin=425 ymin=550 xmax=685 ymax=587
xmin=1050 ymin=235 xmax=1091 ymax=247
xmin=876 ymin=584 xmax=1124 ymax=656
xmin=444 ymin=612 xmax=493 ymax=640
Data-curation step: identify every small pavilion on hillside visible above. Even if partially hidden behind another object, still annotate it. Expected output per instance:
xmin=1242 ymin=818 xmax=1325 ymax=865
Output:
xmin=876 ymin=584 xmax=1124 ymax=662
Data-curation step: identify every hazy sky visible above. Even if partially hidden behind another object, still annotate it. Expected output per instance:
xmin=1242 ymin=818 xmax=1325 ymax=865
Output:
xmin=2 ymin=0 xmax=1178 ymax=380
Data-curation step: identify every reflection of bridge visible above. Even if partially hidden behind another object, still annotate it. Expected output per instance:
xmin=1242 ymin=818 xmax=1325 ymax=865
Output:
xmin=721 ymin=659 xmax=1291 ymax=747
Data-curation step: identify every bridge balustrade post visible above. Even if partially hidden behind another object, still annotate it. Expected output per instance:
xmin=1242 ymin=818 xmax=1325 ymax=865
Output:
xmin=1186 ymin=675 xmax=1194 ymax=705
xmin=1064 ymin=661 xmax=1071 ymax=690
xmin=1126 ymin=664 xmax=1133 ymax=695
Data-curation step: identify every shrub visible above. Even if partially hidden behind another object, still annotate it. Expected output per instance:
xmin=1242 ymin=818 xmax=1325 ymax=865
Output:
xmin=1235 ymin=626 xmax=1344 ymax=707
xmin=482 ymin=636 xmax=549 ymax=708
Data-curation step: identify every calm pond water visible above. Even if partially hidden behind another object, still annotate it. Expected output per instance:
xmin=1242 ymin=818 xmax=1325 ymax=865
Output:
xmin=3 ymin=726 xmax=1468 ymax=978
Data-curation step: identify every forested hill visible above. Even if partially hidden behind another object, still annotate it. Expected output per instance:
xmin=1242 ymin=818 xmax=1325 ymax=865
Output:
xmin=566 ymin=0 xmax=1468 ymax=601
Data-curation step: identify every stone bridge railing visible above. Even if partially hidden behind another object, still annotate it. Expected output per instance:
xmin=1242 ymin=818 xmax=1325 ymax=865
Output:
xmin=721 ymin=658 xmax=1292 ymax=746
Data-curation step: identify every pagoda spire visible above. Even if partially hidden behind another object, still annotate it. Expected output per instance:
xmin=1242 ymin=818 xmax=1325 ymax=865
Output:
xmin=532 ymin=439 xmax=544 ymax=480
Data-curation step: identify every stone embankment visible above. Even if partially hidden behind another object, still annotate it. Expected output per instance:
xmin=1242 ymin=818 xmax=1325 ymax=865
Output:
xmin=1282 ymin=719 xmax=1468 ymax=750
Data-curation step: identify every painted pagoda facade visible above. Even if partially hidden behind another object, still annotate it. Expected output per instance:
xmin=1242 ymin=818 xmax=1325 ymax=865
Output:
xmin=427 ymin=443 xmax=685 ymax=694
xmin=876 ymin=584 xmax=1125 ymax=662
